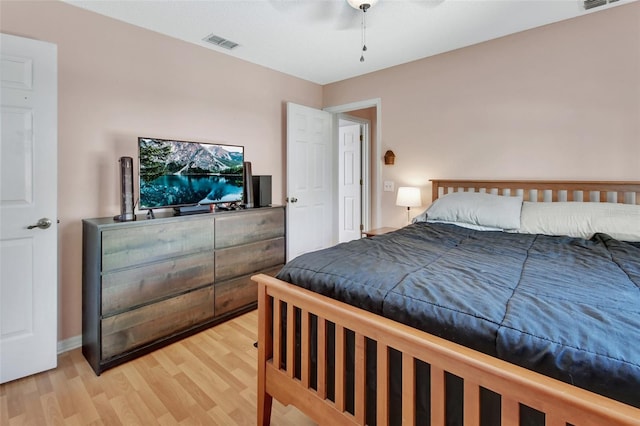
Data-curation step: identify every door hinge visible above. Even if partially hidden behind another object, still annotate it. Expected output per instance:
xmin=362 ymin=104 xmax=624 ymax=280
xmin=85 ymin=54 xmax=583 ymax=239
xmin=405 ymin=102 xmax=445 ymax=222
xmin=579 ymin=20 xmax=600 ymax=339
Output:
xmin=359 ymin=134 xmax=363 ymax=142
xmin=360 ymin=179 xmax=363 ymax=186
xmin=360 ymin=224 xmax=364 ymax=231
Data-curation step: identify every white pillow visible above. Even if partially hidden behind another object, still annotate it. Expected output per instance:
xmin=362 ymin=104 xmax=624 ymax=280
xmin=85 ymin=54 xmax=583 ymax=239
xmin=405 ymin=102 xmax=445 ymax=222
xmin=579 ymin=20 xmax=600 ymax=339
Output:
xmin=414 ymin=192 xmax=523 ymax=231
xmin=518 ymin=202 xmax=640 ymax=242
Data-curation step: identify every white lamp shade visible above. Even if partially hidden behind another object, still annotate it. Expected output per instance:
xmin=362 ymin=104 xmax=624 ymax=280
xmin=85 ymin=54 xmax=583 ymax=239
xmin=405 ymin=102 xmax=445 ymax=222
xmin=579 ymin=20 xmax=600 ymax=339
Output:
xmin=396 ymin=187 xmax=421 ymax=207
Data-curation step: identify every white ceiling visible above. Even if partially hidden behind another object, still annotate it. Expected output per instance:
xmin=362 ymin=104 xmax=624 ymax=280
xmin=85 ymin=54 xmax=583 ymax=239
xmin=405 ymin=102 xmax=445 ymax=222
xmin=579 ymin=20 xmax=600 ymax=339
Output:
xmin=64 ymin=0 xmax=630 ymax=85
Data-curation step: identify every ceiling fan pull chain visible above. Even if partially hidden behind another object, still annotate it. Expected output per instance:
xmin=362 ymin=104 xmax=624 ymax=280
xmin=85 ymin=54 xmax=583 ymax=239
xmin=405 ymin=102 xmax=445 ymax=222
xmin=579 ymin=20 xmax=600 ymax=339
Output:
xmin=350 ymin=0 xmax=374 ymax=63
xmin=360 ymin=4 xmax=368 ymax=62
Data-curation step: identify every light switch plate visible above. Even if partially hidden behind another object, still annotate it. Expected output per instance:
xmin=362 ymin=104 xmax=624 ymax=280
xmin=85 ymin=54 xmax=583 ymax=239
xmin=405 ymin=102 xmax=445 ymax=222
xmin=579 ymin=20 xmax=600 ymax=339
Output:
xmin=383 ymin=180 xmax=395 ymax=192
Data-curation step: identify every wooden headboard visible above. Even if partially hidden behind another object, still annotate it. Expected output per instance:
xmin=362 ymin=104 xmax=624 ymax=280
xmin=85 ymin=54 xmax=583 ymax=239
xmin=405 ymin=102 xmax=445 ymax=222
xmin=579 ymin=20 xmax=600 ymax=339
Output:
xmin=431 ymin=179 xmax=640 ymax=205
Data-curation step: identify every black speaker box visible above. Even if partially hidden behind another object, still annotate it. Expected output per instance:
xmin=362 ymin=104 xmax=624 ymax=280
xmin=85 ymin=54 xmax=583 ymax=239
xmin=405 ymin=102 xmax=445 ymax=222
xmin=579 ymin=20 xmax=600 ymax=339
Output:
xmin=252 ymin=175 xmax=272 ymax=207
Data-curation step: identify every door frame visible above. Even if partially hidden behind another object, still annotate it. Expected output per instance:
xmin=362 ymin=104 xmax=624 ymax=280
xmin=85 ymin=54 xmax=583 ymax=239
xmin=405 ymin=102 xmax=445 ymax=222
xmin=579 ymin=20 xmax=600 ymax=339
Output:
xmin=324 ymin=98 xmax=382 ymax=229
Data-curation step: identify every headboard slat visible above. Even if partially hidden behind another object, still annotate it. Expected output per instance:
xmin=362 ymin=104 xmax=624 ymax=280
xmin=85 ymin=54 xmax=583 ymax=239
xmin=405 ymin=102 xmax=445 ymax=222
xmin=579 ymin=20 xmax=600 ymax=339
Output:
xmin=430 ymin=180 xmax=640 ymax=205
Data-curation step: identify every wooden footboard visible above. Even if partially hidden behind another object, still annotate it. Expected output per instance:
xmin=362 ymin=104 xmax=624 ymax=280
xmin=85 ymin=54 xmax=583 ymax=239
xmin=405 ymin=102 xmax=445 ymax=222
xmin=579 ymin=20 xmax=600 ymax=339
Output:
xmin=253 ymin=274 xmax=640 ymax=426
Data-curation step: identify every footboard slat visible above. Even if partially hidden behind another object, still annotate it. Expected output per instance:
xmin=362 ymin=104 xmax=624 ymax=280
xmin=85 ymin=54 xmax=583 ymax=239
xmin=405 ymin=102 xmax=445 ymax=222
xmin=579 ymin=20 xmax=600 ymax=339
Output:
xmin=354 ymin=333 xmax=366 ymax=424
xmin=335 ymin=324 xmax=346 ymax=413
xmin=502 ymin=397 xmax=519 ymax=425
xmin=431 ymin=366 xmax=446 ymax=425
xmin=254 ymin=274 xmax=640 ymax=426
xmin=547 ymin=416 xmax=566 ymax=426
xmin=301 ymin=310 xmax=310 ymax=388
xmin=286 ymin=302 xmax=295 ymax=378
xmin=464 ymin=381 xmax=480 ymax=425
xmin=377 ymin=343 xmax=389 ymax=426
xmin=272 ymin=297 xmax=281 ymax=374
xmin=402 ymin=353 xmax=416 ymax=426
xmin=317 ymin=317 xmax=327 ymax=400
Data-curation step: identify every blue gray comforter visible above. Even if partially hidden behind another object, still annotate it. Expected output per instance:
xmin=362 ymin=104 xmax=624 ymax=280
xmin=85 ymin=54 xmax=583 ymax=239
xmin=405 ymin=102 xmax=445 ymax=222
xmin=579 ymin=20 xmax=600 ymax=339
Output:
xmin=277 ymin=222 xmax=640 ymax=408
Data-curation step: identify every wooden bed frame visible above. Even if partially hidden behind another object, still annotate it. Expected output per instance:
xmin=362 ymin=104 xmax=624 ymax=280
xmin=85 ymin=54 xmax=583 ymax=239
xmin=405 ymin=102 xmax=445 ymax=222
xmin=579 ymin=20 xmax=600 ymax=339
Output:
xmin=253 ymin=180 xmax=640 ymax=426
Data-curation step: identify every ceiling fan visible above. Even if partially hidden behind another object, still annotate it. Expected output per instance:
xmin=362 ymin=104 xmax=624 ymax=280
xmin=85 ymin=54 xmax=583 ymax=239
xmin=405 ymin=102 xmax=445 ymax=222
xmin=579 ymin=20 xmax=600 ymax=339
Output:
xmin=268 ymin=0 xmax=443 ymax=63
xmin=346 ymin=0 xmax=445 ymax=62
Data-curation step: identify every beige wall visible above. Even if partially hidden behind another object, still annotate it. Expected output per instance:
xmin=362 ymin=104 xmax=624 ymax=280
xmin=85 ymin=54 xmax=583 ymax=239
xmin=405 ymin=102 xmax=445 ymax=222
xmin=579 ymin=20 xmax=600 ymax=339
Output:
xmin=324 ymin=2 xmax=640 ymax=228
xmin=1 ymin=0 xmax=322 ymax=341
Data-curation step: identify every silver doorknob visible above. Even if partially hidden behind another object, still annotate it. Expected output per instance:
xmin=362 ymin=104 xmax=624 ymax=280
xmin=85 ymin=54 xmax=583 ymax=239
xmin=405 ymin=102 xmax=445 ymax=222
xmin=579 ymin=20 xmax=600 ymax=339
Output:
xmin=27 ymin=218 xmax=52 ymax=230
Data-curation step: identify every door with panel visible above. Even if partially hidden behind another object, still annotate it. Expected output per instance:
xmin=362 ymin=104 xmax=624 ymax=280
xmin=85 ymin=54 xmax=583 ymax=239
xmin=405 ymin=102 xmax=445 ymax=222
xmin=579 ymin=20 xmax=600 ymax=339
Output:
xmin=338 ymin=122 xmax=362 ymax=243
xmin=286 ymin=102 xmax=334 ymax=261
xmin=0 ymin=33 xmax=58 ymax=383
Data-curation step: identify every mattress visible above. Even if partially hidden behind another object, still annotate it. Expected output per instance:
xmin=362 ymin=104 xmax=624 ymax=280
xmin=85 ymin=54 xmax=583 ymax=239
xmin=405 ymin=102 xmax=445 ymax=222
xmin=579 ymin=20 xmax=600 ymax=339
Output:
xmin=276 ymin=222 xmax=640 ymax=409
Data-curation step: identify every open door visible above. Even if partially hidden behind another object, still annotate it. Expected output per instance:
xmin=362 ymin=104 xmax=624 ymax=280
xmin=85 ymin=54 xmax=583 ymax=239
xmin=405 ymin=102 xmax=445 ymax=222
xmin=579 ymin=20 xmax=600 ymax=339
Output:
xmin=1 ymin=33 xmax=58 ymax=383
xmin=285 ymin=102 xmax=335 ymax=261
xmin=338 ymin=120 xmax=363 ymax=243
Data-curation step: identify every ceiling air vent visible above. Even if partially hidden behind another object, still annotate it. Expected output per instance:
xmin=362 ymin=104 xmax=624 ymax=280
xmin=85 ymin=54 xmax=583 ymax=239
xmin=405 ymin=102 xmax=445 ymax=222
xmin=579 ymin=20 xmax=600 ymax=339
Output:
xmin=203 ymin=33 xmax=239 ymax=50
xmin=584 ymin=0 xmax=619 ymax=10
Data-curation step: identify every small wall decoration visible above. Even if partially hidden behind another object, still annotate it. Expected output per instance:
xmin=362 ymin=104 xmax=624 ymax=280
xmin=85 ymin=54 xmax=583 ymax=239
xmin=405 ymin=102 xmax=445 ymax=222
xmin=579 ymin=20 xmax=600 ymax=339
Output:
xmin=384 ymin=150 xmax=396 ymax=165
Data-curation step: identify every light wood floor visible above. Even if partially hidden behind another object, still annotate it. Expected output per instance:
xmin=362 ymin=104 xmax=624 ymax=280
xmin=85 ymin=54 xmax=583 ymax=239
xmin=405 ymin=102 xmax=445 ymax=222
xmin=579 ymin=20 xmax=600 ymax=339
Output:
xmin=0 ymin=310 xmax=316 ymax=426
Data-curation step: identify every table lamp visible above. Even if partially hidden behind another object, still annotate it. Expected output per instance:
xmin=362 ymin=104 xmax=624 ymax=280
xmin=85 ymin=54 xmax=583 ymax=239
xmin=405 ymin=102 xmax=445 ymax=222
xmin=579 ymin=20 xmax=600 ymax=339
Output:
xmin=396 ymin=186 xmax=421 ymax=223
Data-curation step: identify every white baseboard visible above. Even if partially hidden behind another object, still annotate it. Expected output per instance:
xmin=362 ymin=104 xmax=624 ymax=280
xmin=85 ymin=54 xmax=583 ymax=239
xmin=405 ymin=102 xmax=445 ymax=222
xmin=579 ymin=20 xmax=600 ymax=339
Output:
xmin=57 ymin=334 xmax=82 ymax=354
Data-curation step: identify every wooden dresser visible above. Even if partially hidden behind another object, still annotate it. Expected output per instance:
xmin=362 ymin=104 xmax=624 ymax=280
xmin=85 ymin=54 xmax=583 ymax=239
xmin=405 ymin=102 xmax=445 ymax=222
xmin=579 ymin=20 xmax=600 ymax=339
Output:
xmin=82 ymin=206 xmax=285 ymax=375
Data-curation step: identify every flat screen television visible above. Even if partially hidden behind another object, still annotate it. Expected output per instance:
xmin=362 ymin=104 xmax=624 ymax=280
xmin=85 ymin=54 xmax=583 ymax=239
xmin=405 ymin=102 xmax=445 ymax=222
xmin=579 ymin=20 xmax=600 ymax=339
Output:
xmin=138 ymin=137 xmax=244 ymax=210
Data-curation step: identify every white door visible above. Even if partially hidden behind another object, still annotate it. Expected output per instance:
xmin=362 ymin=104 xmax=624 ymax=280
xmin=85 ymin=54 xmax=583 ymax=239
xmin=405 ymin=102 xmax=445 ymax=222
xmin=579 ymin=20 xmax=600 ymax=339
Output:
xmin=286 ymin=102 xmax=334 ymax=261
xmin=338 ymin=123 xmax=362 ymax=243
xmin=1 ymin=33 xmax=58 ymax=383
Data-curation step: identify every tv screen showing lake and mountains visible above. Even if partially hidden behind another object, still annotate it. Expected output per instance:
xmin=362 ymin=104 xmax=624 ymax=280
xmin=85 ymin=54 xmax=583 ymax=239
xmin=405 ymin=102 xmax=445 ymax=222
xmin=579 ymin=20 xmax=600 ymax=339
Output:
xmin=138 ymin=138 xmax=244 ymax=209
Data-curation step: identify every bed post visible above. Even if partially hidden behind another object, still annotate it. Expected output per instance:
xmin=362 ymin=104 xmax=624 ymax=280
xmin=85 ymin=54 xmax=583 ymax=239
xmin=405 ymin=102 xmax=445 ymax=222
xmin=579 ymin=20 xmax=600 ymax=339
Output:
xmin=257 ymin=277 xmax=273 ymax=426
xmin=431 ymin=179 xmax=441 ymax=202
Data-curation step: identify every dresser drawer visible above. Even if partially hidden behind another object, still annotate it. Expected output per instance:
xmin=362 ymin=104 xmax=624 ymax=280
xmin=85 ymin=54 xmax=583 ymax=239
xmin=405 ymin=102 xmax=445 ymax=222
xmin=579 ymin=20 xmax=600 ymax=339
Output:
xmin=215 ymin=208 xmax=284 ymax=249
xmin=101 ymin=251 xmax=215 ymax=316
xmin=101 ymin=286 xmax=215 ymax=360
xmin=215 ymin=237 xmax=285 ymax=281
xmin=215 ymin=265 xmax=283 ymax=316
xmin=102 ymin=218 xmax=215 ymax=272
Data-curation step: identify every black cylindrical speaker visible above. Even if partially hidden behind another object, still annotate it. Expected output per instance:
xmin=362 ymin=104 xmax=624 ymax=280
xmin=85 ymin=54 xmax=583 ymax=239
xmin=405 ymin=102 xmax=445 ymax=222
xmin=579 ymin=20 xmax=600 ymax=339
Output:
xmin=118 ymin=156 xmax=135 ymax=221
xmin=243 ymin=161 xmax=254 ymax=208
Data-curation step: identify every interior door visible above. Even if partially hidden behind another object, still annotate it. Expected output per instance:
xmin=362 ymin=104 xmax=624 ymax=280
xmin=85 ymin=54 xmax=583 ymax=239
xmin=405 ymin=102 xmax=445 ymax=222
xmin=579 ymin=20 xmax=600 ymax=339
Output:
xmin=338 ymin=122 xmax=362 ymax=243
xmin=1 ymin=33 xmax=58 ymax=383
xmin=286 ymin=102 xmax=334 ymax=261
